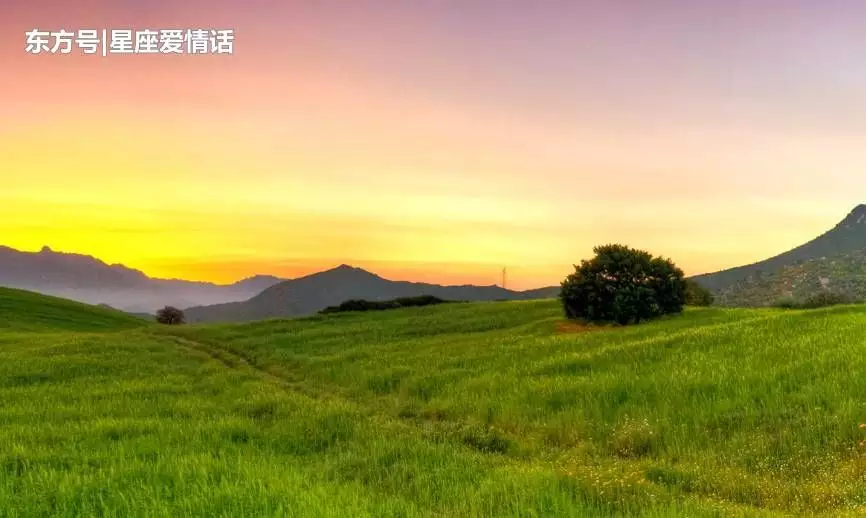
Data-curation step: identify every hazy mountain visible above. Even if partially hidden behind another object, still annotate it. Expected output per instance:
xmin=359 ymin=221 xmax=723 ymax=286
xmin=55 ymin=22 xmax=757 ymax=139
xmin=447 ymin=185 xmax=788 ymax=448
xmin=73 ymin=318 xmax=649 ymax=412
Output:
xmin=0 ymin=246 xmax=285 ymax=312
xmin=692 ymin=205 xmax=866 ymax=305
xmin=231 ymin=275 xmax=285 ymax=294
xmin=185 ymin=264 xmax=558 ymax=323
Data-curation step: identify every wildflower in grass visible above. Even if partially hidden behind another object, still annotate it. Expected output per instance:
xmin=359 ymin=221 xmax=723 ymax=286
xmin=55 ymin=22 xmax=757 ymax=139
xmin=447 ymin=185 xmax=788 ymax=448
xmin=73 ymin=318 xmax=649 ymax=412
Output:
xmin=611 ymin=416 xmax=657 ymax=458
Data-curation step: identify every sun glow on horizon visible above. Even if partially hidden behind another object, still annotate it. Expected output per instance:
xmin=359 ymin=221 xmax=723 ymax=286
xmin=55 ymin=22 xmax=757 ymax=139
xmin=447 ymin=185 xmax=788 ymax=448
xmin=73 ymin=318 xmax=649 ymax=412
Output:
xmin=4 ymin=1 xmax=866 ymax=288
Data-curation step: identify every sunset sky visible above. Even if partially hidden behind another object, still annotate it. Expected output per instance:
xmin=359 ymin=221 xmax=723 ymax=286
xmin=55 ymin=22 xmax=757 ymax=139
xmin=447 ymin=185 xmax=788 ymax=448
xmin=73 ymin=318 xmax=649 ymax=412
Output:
xmin=4 ymin=1 xmax=866 ymax=289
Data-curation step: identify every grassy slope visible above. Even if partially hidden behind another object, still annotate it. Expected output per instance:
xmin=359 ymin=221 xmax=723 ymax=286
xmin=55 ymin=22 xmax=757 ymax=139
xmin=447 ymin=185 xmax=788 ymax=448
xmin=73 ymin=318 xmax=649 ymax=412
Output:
xmin=0 ymin=287 xmax=148 ymax=332
xmin=3 ymin=289 xmax=866 ymax=515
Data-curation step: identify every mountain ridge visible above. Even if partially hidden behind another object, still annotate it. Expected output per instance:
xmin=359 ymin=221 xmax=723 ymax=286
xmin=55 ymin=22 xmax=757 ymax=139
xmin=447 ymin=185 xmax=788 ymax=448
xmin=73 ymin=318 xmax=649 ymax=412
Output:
xmin=692 ymin=204 xmax=866 ymax=305
xmin=184 ymin=264 xmax=560 ymax=323
xmin=0 ymin=245 xmax=287 ymax=312
xmin=0 ymin=245 xmax=560 ymax=316
xmin=12 ymin=201 xmax=866 ymax=316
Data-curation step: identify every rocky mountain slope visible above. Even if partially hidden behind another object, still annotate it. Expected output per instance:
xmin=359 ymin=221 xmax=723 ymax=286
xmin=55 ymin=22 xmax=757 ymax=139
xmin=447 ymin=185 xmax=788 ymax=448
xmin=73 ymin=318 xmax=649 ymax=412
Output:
xmin=692 ymin=205 xmax=866 ymax=306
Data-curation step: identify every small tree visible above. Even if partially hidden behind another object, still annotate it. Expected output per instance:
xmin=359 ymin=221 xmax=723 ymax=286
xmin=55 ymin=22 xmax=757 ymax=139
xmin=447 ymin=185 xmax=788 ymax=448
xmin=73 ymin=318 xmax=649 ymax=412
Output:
xmin=560 ymin=244 xmax=686 ymax=325
xmin=156 ymin=306 xmax=185 ymax=325
xmin=684 ymin=279 xmax=714 ymax=306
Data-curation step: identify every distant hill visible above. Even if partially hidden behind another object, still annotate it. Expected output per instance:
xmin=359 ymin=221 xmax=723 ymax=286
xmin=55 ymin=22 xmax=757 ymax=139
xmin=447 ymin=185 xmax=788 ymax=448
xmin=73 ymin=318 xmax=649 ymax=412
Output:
xmin=97 ymin=303 xmax=155 ymax=321
xmin=185 ymin=264 xmax=558 ymax=323
xmin=692 ymin=205 xmax=866 ymax=305
xmin=0 ymin=245 xmax=285 ymax=313
xmin=521 ymin=286 xmax=560 ymax=299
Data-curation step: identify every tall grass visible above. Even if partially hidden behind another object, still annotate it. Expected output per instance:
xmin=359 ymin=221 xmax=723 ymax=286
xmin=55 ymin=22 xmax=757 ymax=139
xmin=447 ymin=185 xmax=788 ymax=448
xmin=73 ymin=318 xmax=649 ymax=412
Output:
xmin=2 ymin=287 xmax=866 ymax=515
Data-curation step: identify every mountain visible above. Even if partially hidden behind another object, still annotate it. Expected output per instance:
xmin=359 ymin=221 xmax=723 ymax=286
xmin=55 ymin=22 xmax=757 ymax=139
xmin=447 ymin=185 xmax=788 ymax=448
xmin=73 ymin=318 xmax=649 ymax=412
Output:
xmin=185 ymin=264 xmax=560 ymax=323
xmin=711 ymin=249 xmax=866 ymax=306
xmin=231 ymin=275 xmax=285 ymax=294
xmin=692 ymin=205 xmax=866 ymax=305
xmin=0 ymin=246 xmax=285 ymax=312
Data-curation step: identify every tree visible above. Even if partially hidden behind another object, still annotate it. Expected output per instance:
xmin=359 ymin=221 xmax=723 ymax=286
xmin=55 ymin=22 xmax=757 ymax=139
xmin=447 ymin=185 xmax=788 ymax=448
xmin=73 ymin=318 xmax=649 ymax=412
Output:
xmin=559 ymin=244 xmax=687 ymax=325
xmin=684 ymin=279 xmax=714 ymax=306
xmin=156 ymin=306 xmax=186 ymax=325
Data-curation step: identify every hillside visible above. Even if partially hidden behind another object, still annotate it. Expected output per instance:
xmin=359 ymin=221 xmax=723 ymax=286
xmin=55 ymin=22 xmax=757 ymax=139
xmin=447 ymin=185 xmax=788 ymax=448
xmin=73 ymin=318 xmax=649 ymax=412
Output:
xmin=5 ymin=291 xmax=866 ymax=515
xmin=519 ymin=285 xmax=561 ymax=299
xmin=713 ymin=248 xmax=866 ymax=306
xmin=692 ymin=204 xmax=866 ymax=297
xmin=0 ymin=287 xmax=150 ymax=332
xmin=185 ymin=264 xmax=558 ymax=323
xmin=0 ymin=245 xmax=284 ymax=312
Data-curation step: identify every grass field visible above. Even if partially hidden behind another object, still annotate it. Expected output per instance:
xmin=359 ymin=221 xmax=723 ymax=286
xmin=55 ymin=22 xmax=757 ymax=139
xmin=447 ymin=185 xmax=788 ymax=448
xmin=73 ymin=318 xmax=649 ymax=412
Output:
xmin=3 ymin=288 xmax=866 ymax=516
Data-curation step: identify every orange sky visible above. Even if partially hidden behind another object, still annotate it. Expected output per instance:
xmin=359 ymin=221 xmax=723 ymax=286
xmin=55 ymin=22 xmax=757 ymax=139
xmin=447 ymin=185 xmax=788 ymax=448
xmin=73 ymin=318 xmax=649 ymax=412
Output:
xmin=3 ymin=2 xmax=866 ymax=289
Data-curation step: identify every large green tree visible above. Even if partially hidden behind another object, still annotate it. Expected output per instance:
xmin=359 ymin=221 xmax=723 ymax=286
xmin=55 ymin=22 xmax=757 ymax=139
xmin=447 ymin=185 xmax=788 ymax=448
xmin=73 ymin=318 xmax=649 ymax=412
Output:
xmin=560 ymin=244 xmax=686 ymax=325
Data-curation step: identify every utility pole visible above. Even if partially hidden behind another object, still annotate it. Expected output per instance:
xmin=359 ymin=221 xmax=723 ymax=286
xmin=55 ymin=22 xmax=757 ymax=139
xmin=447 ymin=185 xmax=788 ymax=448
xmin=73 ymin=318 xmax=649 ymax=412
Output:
xmin=501 ymin=267 xmax=507 ymax=290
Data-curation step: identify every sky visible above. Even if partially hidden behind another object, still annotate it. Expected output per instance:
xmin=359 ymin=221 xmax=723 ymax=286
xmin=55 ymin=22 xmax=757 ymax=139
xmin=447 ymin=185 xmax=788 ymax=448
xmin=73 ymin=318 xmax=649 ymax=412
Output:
xmin=3 ymin=1 xmax=866 ymax=289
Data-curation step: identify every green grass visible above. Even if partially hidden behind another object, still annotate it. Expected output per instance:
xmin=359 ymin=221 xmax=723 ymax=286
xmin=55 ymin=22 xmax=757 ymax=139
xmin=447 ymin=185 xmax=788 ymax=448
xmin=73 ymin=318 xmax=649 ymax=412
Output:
xmin=0 ymin=288 xmax=148 ymax=332
xmin=3 ymin=287 xmax=866 ymax=516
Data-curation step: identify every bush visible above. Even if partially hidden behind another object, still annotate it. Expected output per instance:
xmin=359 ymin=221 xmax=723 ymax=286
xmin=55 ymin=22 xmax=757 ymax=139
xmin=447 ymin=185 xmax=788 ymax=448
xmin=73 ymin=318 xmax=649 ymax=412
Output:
xmin=393 ymin=295 xmax=449 ymax=307
xmin=802 ymin=291 xmax=853 ymax=308
xmin=773 ymin=291 xmax=853 ymax=309
xmin=320 ymin=299 xmax=397 ymax=313
xmin=156 ymin=306 xmax=186 ymax=325
xmin=560 ymin=244 xmax=686 ymax=325
xmin=684 ymin=279 xmax=714 ymax=306
xmin=320 ymin=295 xmax=452 ymax=314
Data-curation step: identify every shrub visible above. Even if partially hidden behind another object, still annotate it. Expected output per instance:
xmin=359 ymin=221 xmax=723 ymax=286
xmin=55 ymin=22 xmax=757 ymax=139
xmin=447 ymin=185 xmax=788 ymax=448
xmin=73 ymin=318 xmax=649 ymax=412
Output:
xmin=393 ymin=295 xmax=448 ymax=307
xmin=773 ymin=291 xmax=853 ymax=309
xmin=802 ymin=291 xmax=853 ymax=308
xmin=560 ymin=244 xmax=686 ymax=325
xmin=684 ymin=279 xmax=714 ymax=306
xmin=319 ymin=295 xmax=452 ymax=314
xmin=155 ymin=306 xmax=186 ymax=325
xmin=320 ymin=299 xmax=398 ymax=313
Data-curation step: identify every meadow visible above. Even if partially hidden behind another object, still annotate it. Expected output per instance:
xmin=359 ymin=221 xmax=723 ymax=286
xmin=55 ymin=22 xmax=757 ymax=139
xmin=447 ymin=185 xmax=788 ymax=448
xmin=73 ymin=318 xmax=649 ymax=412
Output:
xmin=3 ymin=287 xmax=866 ymax=516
